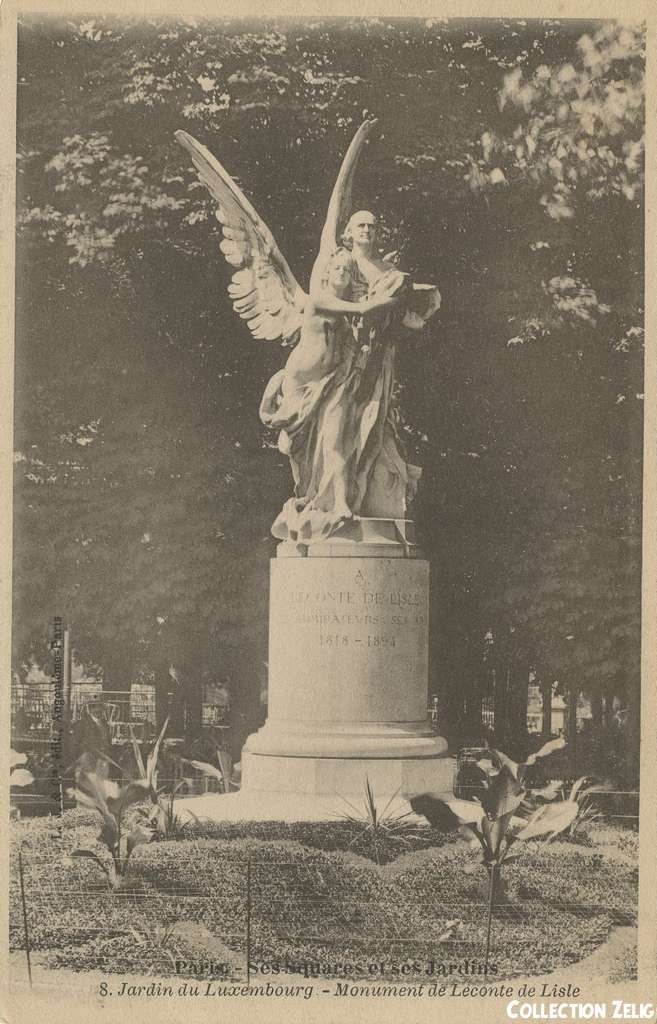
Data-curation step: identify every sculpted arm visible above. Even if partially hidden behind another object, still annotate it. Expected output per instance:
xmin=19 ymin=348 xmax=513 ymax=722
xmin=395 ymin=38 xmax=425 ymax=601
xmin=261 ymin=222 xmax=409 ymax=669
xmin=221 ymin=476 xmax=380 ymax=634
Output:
xmin=312 ymin=294 xmax=366 ymax=316
xmin=311 ymin=289 xmax=402 ymax=318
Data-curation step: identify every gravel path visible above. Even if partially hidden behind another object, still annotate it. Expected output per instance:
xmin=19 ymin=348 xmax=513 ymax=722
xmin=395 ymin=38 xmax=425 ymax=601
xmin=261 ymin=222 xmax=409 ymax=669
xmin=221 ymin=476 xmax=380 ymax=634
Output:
xmin=8 ymin=925 xmax=637 ymax=996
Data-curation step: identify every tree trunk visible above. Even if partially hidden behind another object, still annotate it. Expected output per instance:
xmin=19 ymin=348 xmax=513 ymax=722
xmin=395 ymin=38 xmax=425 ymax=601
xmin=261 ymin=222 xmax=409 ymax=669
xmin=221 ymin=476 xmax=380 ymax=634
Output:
xmin=622 ymin=692 xmax=640 ymax=786
xmin=590 ymin=693 xmax=603 ymax=731
xmin=463 ymin=636 xmax=486 ymax=738
xmin=184 ymin=677 xmax=203 ymax=739
xmin=540 ymin=677 xmax=553 ymax=738
xmin=154 ymin=663 xmax=172 ymax=733
xmin=508 ymin=658 xmax=530 ymax=761
xmin=603 ymin=684 xmax=616 ymax=729
xmin=493 ymin=662 xmax=510 ymax=750
xmin=567 ymin=682 xmax=578 ymax=776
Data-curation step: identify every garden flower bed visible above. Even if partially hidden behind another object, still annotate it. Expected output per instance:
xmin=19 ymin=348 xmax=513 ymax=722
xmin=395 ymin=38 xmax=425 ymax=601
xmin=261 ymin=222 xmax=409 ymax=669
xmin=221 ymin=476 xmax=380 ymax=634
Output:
xmin=9 ymin=810 xmax=637 ymax=983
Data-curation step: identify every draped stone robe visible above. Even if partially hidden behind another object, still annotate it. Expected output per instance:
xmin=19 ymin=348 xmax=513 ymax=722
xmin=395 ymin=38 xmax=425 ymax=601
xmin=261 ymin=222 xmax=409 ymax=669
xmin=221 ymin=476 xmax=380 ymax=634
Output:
xmin=260 ymin=266 xmax=427 ymax=545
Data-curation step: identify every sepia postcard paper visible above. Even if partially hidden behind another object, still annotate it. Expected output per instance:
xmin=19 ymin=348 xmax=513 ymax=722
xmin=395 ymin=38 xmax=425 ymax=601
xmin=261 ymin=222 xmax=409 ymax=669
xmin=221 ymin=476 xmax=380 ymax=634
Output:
xmin=1 ymin=0 xmax=655 ymax=1023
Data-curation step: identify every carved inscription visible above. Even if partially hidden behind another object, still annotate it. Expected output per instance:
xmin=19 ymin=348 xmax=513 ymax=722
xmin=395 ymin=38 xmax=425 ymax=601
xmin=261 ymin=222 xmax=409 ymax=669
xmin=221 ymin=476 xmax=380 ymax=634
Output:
xmin=269 ymin=559 xmax=430 ymax=722
xmin=289 ymin=587 xmax=427 ymax=650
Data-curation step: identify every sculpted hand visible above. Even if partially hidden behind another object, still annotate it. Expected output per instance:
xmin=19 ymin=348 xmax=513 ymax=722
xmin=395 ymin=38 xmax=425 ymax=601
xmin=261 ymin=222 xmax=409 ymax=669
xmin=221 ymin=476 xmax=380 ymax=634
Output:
xmin=360 ymin=118 xmax=379 ymax=136
xmin=363 ymin=291 xmax=401 ymax=313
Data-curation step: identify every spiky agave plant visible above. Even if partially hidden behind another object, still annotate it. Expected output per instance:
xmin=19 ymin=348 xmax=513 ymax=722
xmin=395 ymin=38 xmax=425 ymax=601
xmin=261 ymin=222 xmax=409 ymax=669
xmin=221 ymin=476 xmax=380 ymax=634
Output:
xmin=341 ymin=777 xmax=424 ymax=838
xmin=410 ymin=738 xmax=582 ymax=966
xmin=337 ymin=778 xmax=428 ymax=864
xmin=128 ymin=716 xmax=169 ymax=798
xmin=127 ymin=718 xmax=197 ymax=837
xmin=127 ymin=922 xmax=180 ymax=971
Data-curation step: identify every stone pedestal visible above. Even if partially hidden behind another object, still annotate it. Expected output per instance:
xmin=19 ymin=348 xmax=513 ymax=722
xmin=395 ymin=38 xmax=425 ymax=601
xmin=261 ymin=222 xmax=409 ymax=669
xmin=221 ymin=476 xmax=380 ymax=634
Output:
xmin=241 ymin=527 xmax=452 ymax=802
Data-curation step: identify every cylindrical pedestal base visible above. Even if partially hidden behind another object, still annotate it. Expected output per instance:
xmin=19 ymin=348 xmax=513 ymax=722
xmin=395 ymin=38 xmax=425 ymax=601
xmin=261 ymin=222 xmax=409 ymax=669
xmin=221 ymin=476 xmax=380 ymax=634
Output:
xmin=241 ymin=750 xmax=454 ymax=800
xmin=242 ymin=553 xmax=451 ymax=799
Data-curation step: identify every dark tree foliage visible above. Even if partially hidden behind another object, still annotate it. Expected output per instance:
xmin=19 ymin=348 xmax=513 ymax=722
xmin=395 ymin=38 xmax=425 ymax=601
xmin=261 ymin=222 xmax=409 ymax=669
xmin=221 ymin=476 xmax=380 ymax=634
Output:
xmin=13 ymin=17 xmax=644 ymax=772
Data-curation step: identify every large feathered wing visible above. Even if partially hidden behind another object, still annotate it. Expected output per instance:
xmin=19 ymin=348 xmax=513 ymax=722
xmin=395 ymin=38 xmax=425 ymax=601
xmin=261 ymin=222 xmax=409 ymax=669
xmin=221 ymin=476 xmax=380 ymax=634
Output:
xmin=175 ymin=130 xmax=306 ymax=344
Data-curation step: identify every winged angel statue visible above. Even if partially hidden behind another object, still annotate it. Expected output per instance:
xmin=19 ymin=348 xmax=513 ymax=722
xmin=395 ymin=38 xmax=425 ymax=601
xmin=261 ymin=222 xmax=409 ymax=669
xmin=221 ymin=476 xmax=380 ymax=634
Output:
xmin=176 ymin=120 xmax=440 ymax=546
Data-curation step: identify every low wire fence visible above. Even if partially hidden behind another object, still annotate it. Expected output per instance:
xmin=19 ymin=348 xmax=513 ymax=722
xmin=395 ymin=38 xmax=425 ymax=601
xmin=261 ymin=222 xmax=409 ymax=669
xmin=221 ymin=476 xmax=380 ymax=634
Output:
xmin=11 ymin=834 xmax=637 ymax=989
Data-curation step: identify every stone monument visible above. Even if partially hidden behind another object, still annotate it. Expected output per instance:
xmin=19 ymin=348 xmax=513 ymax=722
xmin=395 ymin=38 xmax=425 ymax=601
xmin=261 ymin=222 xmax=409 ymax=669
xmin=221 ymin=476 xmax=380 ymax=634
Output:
xmin=177 ymin=122 xmax=454 ymax=816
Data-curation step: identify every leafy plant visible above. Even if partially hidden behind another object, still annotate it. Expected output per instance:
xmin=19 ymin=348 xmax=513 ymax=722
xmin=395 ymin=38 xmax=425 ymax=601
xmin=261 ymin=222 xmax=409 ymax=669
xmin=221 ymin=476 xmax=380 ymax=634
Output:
xmin=68 ymin=763 xmax=153 ymax=887
xmin=136 ymin=781 xmax=199 ymax=839
xmin=410 ymin=738 xmax=581 ymax=965
xmin=567 ymin=799 xmax=603 ymax=839
xmin=10 ymin=749 xmax=35 ymax=818
xmin=67 ymin=717 xmax=180 ymax=883
xmin=529 ymin=775 xmax=606 ymax=840
xmin=180 ymin=749 xmax=239 ymax=794
xmin=10 ymin=750 xmax=34 ymax=788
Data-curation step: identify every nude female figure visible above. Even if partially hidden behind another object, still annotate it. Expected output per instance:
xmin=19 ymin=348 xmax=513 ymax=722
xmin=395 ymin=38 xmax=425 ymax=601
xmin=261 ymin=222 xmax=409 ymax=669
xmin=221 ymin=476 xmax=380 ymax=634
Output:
xmin=176 ymin=120 xmax=439 ymax=542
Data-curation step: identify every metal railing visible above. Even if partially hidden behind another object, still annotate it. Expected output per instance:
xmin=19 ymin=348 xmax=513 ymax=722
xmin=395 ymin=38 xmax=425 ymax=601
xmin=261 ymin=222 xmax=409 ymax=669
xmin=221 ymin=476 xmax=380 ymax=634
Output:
xmin=11 ymin=684 xmax=57 ymax=737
